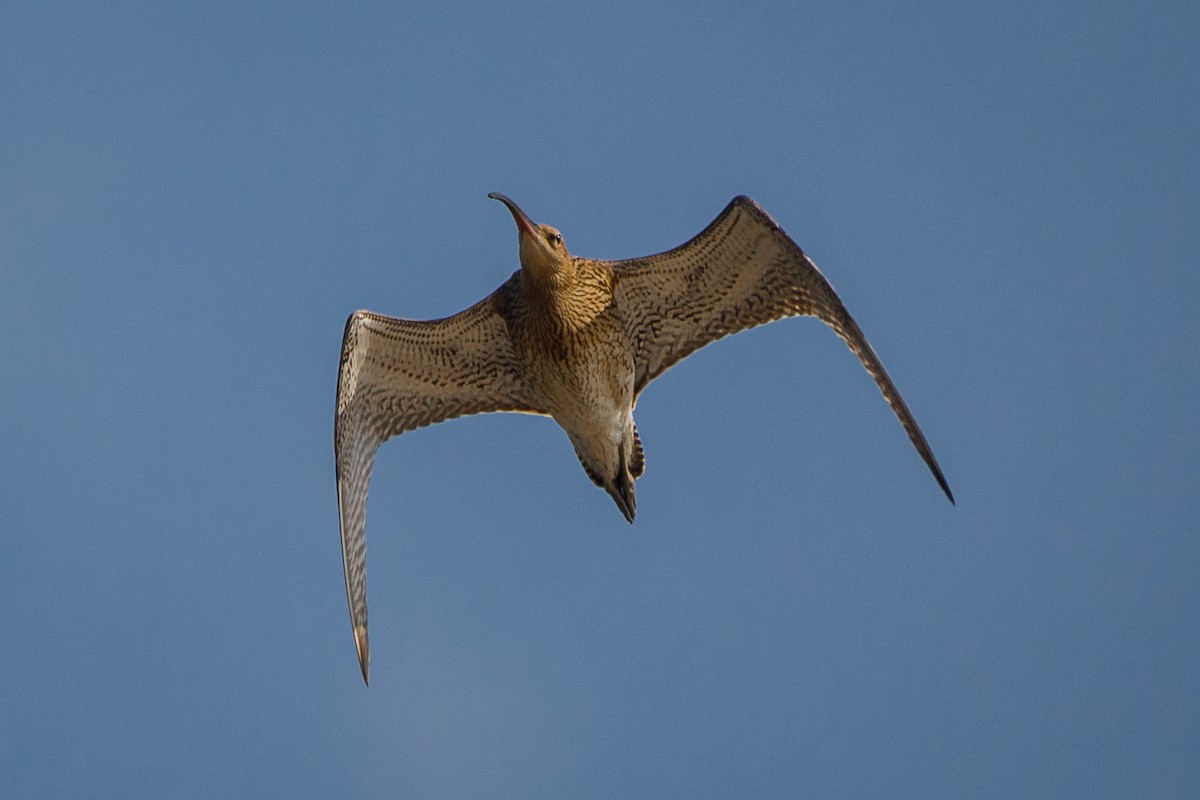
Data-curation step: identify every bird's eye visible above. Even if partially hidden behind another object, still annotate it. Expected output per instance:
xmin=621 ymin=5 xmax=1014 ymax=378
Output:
xmin=549 ymin=232 xmax=562 ymax=246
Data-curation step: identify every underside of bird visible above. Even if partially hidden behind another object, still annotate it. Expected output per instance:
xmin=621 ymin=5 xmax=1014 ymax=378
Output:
xmin=571 ymin=425 xmax=646 ymax=522
xmin=334 ymin=192 xmax=955 ymax=685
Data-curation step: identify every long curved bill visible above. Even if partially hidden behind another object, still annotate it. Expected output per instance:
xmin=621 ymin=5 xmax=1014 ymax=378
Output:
xmin=488 ymin=192 xmax=538 ymax=240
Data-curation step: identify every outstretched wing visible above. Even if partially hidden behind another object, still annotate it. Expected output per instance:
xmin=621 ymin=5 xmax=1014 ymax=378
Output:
xmin=611 ymin=195 xmax=954 ymax=504
xmin=335 ymin=287 xmax=542 ymax=684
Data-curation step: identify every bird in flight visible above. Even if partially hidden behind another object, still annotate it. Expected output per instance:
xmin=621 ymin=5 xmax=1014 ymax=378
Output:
xmin=335 ymin=193 xmax=954 ymax=684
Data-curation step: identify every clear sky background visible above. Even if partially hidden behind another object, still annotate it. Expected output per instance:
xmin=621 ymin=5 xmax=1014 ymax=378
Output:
xmin=2 ymin=2 xmax=1197 ymax=797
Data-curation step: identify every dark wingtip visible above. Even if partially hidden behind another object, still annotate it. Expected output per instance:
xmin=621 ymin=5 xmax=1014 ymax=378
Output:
xmin=934 ymin=469 xmax=956 ymax=506
xmin=354 ymin=625 xmax=370 ymax=686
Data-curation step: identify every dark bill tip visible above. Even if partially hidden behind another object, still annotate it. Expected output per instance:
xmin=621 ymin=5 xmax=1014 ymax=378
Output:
xmin=488 ymin=192 xmax=538 ymax=239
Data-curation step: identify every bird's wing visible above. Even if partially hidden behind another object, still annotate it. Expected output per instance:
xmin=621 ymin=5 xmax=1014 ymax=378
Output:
xmin=610 ymin=195 xmax=954 ymax=504
xmin=335 ymin=286 xmax=542 ymax=684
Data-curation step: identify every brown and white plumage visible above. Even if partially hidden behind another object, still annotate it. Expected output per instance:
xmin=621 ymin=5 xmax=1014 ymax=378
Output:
xmin=334 ymin=298 xmax=545 ymax=684
xmin=334 ymin=194 xmax=953 ymax=684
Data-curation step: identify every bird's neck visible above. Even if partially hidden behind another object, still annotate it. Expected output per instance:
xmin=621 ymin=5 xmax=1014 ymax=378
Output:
xmin=523 ymin=260 xmax=612 ymax=332
xmin=522 ymin=260 xmax=573 ymax=296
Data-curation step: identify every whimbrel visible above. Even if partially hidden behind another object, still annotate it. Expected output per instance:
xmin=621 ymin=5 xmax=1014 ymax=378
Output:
xmin=335 ymin=194 xmax=954 ymax=684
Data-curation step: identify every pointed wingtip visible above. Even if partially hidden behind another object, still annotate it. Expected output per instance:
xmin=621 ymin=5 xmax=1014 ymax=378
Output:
xmin=354 ymin=625 xmax=370 ymax=686
xmin=934 ymin=470 xmax=956 ymax=506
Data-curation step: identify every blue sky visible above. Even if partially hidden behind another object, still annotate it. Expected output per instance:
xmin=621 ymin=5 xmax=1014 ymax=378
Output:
xmin=2 ymin=1 xmax=1197 ymax=797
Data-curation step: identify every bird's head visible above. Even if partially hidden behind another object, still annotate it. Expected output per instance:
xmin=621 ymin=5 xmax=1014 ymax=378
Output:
xmin=489 ymin=193 xmax=573 ymax=286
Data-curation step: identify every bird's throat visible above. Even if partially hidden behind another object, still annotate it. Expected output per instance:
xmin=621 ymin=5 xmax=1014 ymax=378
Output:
xmin=523 ymin=259 xmax=613 ymax=333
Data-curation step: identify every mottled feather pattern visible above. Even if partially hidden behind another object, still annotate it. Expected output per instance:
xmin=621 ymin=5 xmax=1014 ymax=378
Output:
xmin=610 ymin=196 xmax=953 ymax=502
xmin=612 ymin=198 xmax=824 ymax=391
xmin=334 ymin=291 xmax=543 ymax=683
xmin=334 ymin=194 xmax=953 ymax=684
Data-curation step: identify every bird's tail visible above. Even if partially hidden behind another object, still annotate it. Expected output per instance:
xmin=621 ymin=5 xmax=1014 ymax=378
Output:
xmin=606 ymin=448 xmax=637 ymax=523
